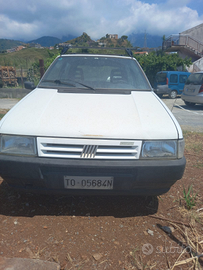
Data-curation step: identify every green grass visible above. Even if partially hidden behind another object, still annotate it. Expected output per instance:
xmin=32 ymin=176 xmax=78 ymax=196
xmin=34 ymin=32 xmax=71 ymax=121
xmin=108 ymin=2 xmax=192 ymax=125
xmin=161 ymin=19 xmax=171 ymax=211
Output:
xmin=0 ymin=48 xmax=58 ymax=69
xmin=0 ymin=114 xmax=5 ymax=119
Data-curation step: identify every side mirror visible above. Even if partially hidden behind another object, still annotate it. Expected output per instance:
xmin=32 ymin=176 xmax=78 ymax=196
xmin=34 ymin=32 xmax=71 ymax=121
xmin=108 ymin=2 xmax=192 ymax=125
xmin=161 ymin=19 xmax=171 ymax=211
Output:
xmin=24 ymin=81 xmax=35 ymax=90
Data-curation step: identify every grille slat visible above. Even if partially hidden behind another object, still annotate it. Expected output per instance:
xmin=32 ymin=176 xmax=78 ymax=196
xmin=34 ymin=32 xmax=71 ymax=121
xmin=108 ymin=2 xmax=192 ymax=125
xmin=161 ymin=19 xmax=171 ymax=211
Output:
xmin=37 ymin=138 xmax=142 ymax=159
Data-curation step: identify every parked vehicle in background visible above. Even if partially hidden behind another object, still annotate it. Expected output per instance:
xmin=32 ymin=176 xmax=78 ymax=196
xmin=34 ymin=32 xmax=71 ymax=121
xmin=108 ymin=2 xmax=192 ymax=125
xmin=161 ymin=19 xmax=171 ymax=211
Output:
xmin=181 ymin=71 xmax=203 ymax=106
xmin=154 ymin=71 xmax=190 ymax=99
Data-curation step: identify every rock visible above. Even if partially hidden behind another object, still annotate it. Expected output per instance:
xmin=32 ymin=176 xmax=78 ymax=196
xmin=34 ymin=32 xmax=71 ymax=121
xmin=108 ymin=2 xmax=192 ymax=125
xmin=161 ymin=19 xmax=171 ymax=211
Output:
xmin=25 ymin=247 xmax=34 ymax=258
xmin=0 ymin=257 xmax=60 ymax=270
xmin=92 ymin=253 xmax=103 ymax=261
xmin=147 ymin=229 xmax=154 ymax=236
xmin=161 ymin=226 xmax=174 ymax=234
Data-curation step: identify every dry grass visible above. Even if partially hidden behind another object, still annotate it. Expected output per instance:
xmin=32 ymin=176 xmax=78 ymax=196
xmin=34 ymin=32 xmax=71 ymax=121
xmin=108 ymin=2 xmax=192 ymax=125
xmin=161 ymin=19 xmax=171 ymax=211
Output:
xmin=169 ymin=222 xmax=203 ymax=269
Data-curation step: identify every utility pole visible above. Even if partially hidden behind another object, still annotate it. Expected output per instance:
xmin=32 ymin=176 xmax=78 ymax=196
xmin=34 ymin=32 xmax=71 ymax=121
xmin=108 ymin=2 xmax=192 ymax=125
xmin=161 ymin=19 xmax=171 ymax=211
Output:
xmin=144 ymin=31 xmax=147 ymax=48
xmin=39 ymin=59 xmax=44 ymax=78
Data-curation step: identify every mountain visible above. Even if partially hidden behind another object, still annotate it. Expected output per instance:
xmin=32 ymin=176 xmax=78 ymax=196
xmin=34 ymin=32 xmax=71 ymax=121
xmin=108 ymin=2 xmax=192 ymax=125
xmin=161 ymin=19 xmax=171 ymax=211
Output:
xmin=27 ymin=35 xmax=78 ymax=47
xmin=65 ymin=33 xmax=132 ymax=48
xmin=0 ymin=39 xmax=25 ymax=51
xmin=128 ymin=33 xmax=163 ymax=48
xmin=61 ymin=35 xmax=77 ymax=42
xmin=1 ymin=32 xmax=163 ymax=51
xmin=27 ymin=36 xmax=62 ymax=47
xmin=65 ymin=32 xmax=96 ymax=46
xmin=98 ymin=34 xmax=132 ymax=47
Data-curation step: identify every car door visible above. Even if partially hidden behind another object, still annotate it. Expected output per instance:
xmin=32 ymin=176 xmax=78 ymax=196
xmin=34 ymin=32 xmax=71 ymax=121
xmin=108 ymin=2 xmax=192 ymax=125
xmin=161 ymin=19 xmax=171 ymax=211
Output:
xmin=169 ymin=73 xmax=178 ymax=91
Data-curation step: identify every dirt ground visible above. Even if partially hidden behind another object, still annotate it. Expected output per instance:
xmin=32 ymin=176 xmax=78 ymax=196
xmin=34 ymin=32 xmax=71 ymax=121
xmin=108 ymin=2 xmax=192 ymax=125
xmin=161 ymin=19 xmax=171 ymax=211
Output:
xmin=0 ymin=127 xmax=202 ymax=269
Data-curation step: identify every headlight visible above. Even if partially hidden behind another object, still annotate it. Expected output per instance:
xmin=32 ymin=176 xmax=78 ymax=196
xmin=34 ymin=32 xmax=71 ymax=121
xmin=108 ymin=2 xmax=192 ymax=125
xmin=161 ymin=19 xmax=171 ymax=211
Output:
xmin=141 ymin=140 xmax=184 ymax=159
xmin=0 ymin=135 xmax=37 ymax=156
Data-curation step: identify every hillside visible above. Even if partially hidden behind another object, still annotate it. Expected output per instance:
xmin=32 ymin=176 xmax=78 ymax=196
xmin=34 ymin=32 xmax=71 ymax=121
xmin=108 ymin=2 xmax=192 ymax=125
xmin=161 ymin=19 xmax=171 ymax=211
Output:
xmin=0 ymin=39 xmax=26 ymax=51
xmin=27 ymin=35 xmax=78 ymax=46
xmin=65 ymin=33 xmax=133 ymax=48
xmin=0 ymin=47 xmax=58 ymax=69
xmin=27 ymin=36 xmax=62 ymax=47
xmin=98 ymin=34 xmax=132 ymax=48
xmin=65 ymin=32 xmax=96 ymax=46
xmin=0 ymin=33 xmax=163 ymax=51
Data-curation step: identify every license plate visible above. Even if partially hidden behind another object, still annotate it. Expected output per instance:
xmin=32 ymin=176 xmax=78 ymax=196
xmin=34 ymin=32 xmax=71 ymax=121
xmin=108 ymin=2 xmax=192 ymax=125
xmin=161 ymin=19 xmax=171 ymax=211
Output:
xmin=64 ymin=176 xmax=113 ymax=190
xmin=187 ymin=88 xmax=195 ymax=93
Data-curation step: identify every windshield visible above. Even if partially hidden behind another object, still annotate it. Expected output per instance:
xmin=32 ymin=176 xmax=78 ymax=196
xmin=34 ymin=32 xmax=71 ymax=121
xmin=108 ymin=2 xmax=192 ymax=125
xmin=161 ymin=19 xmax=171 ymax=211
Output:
xmin=38 ymin=55 xmax=151 ymax=91
xmin=185 ymin=73 xmax=203 ymax=85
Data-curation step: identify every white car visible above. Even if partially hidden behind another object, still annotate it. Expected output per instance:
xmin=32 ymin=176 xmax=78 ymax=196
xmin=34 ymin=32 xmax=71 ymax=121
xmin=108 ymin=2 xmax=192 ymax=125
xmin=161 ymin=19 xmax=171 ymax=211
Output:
xmin=0 ymin=52 xmax=186 ymax=195
xmin=181 ymin=71 xmax=203 ymax=106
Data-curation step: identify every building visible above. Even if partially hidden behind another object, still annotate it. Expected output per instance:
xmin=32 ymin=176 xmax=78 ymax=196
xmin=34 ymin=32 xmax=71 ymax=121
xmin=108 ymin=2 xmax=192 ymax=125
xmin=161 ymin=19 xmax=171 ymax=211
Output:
xmin=107 ymin=34 xmax=118 ymax=39
xmin=133 ymin=51 xmax=148 ymax=55
xmin=163 ymin=23 xmax=203 ymax=71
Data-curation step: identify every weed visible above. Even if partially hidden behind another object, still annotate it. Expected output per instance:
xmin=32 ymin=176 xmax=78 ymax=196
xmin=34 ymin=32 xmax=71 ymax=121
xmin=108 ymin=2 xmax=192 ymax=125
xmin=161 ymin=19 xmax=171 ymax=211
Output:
xmin=193 ymin=143 xmax=203 ymax=154
xmin=129 ymin=247 xmax=156 ymax=270
xmin=0 ymin=109 xmax=9 ymax=120
xmin=193 ymin=161 xmax=203 ymax=169
xmin=182 ymin=185 xmax=197 ymax=210
xmin=0 ymin=113 xmax=5 ymax=119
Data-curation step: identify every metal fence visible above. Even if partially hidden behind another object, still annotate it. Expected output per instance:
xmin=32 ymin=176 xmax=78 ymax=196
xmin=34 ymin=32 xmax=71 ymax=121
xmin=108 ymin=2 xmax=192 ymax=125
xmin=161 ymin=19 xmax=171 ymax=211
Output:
xmin=163 ymin=34 xmax=203 ymax=56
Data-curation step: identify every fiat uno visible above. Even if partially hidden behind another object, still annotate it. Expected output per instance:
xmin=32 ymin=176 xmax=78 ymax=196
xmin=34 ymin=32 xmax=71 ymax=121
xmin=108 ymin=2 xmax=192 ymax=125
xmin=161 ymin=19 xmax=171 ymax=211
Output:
xmin=0 ymin=49 xmax=186 ymax=195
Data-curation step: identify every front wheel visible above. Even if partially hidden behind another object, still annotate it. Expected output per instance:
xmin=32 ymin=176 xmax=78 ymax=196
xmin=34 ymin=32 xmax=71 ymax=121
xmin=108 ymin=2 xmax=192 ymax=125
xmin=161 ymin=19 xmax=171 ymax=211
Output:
xmin=184 ymin=101 xmax=196 ymax=107
xmin=169 ymin=90 xmax=177 ymax=99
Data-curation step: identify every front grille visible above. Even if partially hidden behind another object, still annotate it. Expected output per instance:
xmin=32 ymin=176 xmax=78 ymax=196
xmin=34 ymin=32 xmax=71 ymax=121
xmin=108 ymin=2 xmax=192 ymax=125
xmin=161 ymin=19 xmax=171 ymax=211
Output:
xmin=37 ymin=138 xmax=142 ymax=160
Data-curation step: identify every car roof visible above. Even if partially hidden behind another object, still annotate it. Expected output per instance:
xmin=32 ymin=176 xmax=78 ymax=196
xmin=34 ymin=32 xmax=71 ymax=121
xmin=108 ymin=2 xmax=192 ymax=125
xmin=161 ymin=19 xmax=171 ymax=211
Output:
xmin=59 ymin=46 xmax=135 ymax=58
xmin=59 ymin=54 xmax=133 ymax=60
xmin=157 ymin=71 xmax=190 ymax=74
xmin=193 ymin=71 xmax=203 ymax=74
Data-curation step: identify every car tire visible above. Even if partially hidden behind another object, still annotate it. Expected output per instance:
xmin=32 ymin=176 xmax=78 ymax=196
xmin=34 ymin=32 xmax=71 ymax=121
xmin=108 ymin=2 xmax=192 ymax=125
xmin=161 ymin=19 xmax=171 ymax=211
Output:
xmin=169 ymin=90 xmax=177 ymax=99
xmin=157 ymin=94 xmax=163 ymax=98
xmin=184 ymin=101 xmax=196 ymax=107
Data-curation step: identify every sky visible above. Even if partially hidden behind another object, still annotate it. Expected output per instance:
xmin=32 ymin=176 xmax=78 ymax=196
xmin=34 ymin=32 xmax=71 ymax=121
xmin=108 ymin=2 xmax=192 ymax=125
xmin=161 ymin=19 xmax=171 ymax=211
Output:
xmin=0 ymin=0 xmax=203 ymax=41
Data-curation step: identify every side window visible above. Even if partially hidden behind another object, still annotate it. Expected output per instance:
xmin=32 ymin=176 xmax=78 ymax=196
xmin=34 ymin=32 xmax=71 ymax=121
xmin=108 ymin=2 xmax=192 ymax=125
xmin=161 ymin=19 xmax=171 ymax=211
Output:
xmin=170 ymin=74 xmax=178 ymax=83
xmin=179 ymin=75 xmax=188 ymax=83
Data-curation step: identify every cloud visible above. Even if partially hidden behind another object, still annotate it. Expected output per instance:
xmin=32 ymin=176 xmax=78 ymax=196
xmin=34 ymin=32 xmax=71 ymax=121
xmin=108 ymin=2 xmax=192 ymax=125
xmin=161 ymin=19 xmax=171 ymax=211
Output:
xmin=0 ymin=0 xmax=202 ymax=41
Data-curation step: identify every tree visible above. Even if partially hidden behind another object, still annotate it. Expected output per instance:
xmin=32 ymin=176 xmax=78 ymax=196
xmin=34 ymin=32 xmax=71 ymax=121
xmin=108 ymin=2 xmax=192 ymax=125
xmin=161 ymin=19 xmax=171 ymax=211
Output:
xmin=121 ymin=35 xmax=128 ymax=40
xmin=134 ymin=52 xmax=192 ymax=87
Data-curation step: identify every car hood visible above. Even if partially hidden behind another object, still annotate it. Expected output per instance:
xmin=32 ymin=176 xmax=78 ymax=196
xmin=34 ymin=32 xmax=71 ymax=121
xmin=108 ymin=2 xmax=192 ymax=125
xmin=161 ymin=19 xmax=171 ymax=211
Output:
xmin=0 ymin=88 xmax=181 ymax=140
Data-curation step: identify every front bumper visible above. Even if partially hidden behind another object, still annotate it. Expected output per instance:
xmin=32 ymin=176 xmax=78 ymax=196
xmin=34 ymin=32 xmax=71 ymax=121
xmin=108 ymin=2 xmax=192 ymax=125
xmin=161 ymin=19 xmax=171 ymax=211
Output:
xmin=181 ymin=93 xmax=203 ymax=104
xmin=0 ymin=155 xmax=186 ymax=196
xmin=154 ymin=85 xmax=170 ymax=95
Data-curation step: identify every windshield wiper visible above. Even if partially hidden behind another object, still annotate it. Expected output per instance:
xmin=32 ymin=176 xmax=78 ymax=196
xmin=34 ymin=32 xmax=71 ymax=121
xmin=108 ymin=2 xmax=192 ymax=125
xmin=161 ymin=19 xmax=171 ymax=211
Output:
xmin=41 ymin=79 xmax=76 ymax=87
xmin=41 ymin=79 xmax=95 ymax=91
xmin=65 ymin=78 xmax=95 ymax=91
